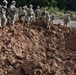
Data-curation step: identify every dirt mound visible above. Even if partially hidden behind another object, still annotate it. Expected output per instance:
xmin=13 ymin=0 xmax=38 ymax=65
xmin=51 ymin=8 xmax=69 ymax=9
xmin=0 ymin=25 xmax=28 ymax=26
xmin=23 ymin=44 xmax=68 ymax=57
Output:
xmin=0 ymin=20 xmax=76 ymax=75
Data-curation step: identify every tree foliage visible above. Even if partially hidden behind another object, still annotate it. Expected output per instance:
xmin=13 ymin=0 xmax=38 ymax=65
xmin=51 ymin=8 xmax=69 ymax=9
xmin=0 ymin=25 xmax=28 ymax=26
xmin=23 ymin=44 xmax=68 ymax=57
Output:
xmin=0 ymin=0 xmax=76 ymax=11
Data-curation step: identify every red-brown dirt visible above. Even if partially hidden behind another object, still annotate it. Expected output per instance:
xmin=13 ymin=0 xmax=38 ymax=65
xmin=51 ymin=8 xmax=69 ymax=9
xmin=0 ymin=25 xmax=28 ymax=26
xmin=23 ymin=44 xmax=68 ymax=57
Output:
xmin=0 ymin=19 xmax=76 ymax=75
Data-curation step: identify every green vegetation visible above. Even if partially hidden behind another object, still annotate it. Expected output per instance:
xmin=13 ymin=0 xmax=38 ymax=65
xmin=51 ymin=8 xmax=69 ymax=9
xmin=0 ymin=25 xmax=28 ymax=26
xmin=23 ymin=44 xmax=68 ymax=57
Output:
xmin=0 ymin=0 xmax=76 ymax=11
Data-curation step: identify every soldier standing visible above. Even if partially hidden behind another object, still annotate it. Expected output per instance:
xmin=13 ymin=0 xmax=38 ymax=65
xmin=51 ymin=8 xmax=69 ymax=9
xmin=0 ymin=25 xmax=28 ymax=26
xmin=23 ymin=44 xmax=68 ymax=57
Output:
xmin=19 ymin=5 xmax=28 ymax=18
xmin=2 ymin=0 xmax=8 ymax=17
xmin=63 ymin=14 xmax=71 ymax=26
xmin=41 ymin=8 xmax=48 ymax=19
xmin=0 ymin=0 xmax=8 ymax=27
xmin=35 ymin=6 xmax=41 ymax=19
xmin=44 ymin=12 xmax=50 ymax=30
xmin=9 ymin=0 xmax=17 ymax=25
xmin=19 ymin=7 xmax=22 ymax=19
xmin=19 ymin=6 xmax=27 ymax=25
xmin=27 ymin=4 xmax=35 ymax=25
xmin=50 ymin=13 xmax=55 ymax=23
xmin=1 ymin=7 xmax=7 ymax=27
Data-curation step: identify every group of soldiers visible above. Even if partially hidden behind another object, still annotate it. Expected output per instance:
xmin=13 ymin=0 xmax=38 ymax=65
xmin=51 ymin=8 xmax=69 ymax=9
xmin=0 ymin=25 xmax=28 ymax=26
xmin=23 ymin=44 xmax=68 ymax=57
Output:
xmin=0 ymin=0 xmax=17 ymax=27
xmin=0 ymin=0 xmax=71 ymax=29
xmin=18 ymin=4 xmax=55 ymax=29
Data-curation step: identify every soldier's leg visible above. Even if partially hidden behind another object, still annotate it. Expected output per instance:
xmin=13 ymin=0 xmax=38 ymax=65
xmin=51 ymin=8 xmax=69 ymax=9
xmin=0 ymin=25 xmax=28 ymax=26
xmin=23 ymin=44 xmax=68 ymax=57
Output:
xmin=46 ymin=23 xmax=50 ymax=30
xmin=4 ymin=17 xmax=7 ymax=26
xmin=64 ymin=20 xmax=66 ymax=26
xmin=11 ymin=15 xmax=15 ymax=26
xmin=27 ymin=16 xmax=31 ymax=26
xmin=1 ymin=16 xmax=7 ymax=27
xmin=65 ymin=21 xmax=67 ymax=26
xmin=7 ymin=16 xmax=11 ymax=25
xmin=30 ymin=16 xmax=33 ymax=24
xmin=1 ymin=18 xmax=4 ymax=27
xmin=22 ymin=16 xmax=25 ymax=25
xmin=66 ymin=22 xmax=68 ymax=26
xmin=0 ymin=20 xmax=2 ymax=28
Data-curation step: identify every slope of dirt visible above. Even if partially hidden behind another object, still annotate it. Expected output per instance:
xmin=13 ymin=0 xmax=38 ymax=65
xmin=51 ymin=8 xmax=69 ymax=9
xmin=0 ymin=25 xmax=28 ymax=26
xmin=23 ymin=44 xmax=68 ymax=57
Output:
xmin=0 ymin=20 xmax=76 ymax=75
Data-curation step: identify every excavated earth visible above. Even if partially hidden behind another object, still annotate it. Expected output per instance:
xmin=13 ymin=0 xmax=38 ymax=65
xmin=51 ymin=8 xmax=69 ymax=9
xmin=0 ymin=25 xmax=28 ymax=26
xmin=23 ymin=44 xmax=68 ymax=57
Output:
xmin=0 ymin=19 xmax=76 ymax=75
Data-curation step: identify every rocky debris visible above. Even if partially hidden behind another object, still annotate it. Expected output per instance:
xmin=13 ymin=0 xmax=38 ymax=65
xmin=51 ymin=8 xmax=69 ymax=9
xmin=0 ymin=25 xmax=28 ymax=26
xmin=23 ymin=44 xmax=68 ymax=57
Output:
xmin=0 ymin=20 xmax=76 ymax=75
xmin=13 ymin=46 xmax=24 ymax=59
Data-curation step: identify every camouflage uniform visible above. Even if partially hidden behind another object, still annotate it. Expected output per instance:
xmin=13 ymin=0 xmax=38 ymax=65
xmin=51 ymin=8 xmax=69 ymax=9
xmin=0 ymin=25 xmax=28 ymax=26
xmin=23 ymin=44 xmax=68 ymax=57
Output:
xmin=2 ymin=0 xmax=8 ymax=18
xmin=1 ymin=8 xmax=7 ymax=27
xmin=27 ymin=4 xmax=35 ymax=25
xmin=19 ymin=6 xmax=27 ymax=24
xmin=19 ymin=5 xmax=28 ymax=16
xmin=63 ymin=14 xmax=71 ymax=26
xmin=9 ymin=0 xmax=17 ymax=25
xmin=44 ymin=12 xmax=50 ymax=30
xmin=50 ymin=13 xmax=55 ymax=23
xmin=41 ymin=8 xmax=48 ymax=19
xmin=0 ymin=0 xmax=8 ymax=27
xmin=19 ymin=7 xmax=22 ymax=18
xmin=35 ymin=6 xmax=41 ymax=19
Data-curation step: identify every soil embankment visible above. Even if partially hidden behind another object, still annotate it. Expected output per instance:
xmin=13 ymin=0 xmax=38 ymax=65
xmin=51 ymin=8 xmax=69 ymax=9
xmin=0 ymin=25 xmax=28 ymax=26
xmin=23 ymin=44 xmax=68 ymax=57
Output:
xmin=0 ymin=20 xmax=76 ymax=75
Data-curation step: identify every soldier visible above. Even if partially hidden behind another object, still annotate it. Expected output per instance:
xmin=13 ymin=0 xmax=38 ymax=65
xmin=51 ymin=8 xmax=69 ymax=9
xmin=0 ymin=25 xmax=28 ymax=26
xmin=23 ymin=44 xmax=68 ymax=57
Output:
xmin=24 ymin=5 xmax=28 ymax=11
xmin=0 ymin=0 xmax=8 ymax=27
xmin=19 ymin=7 xmax=22 ymax=16
xmin=9 ymin=0 xmax=17 ymax=25
xmin=35 ymin=6 xmax=41 ymax=19
xmin=1 ymin=7 xmax=7 ymax=27
xmin=19 ymin=6 xmax=27 ymax=25
xmin=50 ymin=13 xmax=55 ymax=23
xmin=27 ymin=4 xmax=35 ymax=25
xmin=2 ymin=0 xmax=8 ymax=18
xmin=44 ymin=12 xmax=50 ymax=30
xmin=41 ymin=8 xmax=48 ymax=19
xmin=63 ymin=14 xmax=71 ymax=26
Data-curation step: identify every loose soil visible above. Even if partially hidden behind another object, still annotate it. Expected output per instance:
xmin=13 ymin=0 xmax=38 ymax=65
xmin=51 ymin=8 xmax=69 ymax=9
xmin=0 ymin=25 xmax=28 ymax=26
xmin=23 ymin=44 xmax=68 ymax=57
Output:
xmin=0 ymin=19 xmax=76 ymax=75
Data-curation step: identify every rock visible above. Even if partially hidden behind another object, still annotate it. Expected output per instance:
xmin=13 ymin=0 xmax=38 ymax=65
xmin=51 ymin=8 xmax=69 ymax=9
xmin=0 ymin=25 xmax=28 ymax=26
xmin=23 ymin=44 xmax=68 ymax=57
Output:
xmin=34 ymin=69 xmax=42 ymax=75
xmin=0 ymin=68 xmax=4 ymax=75
xmin=8 ymin=56 xmax=16 ymax=65
xmin=13 ymin=47 xmax=24 ymax=59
